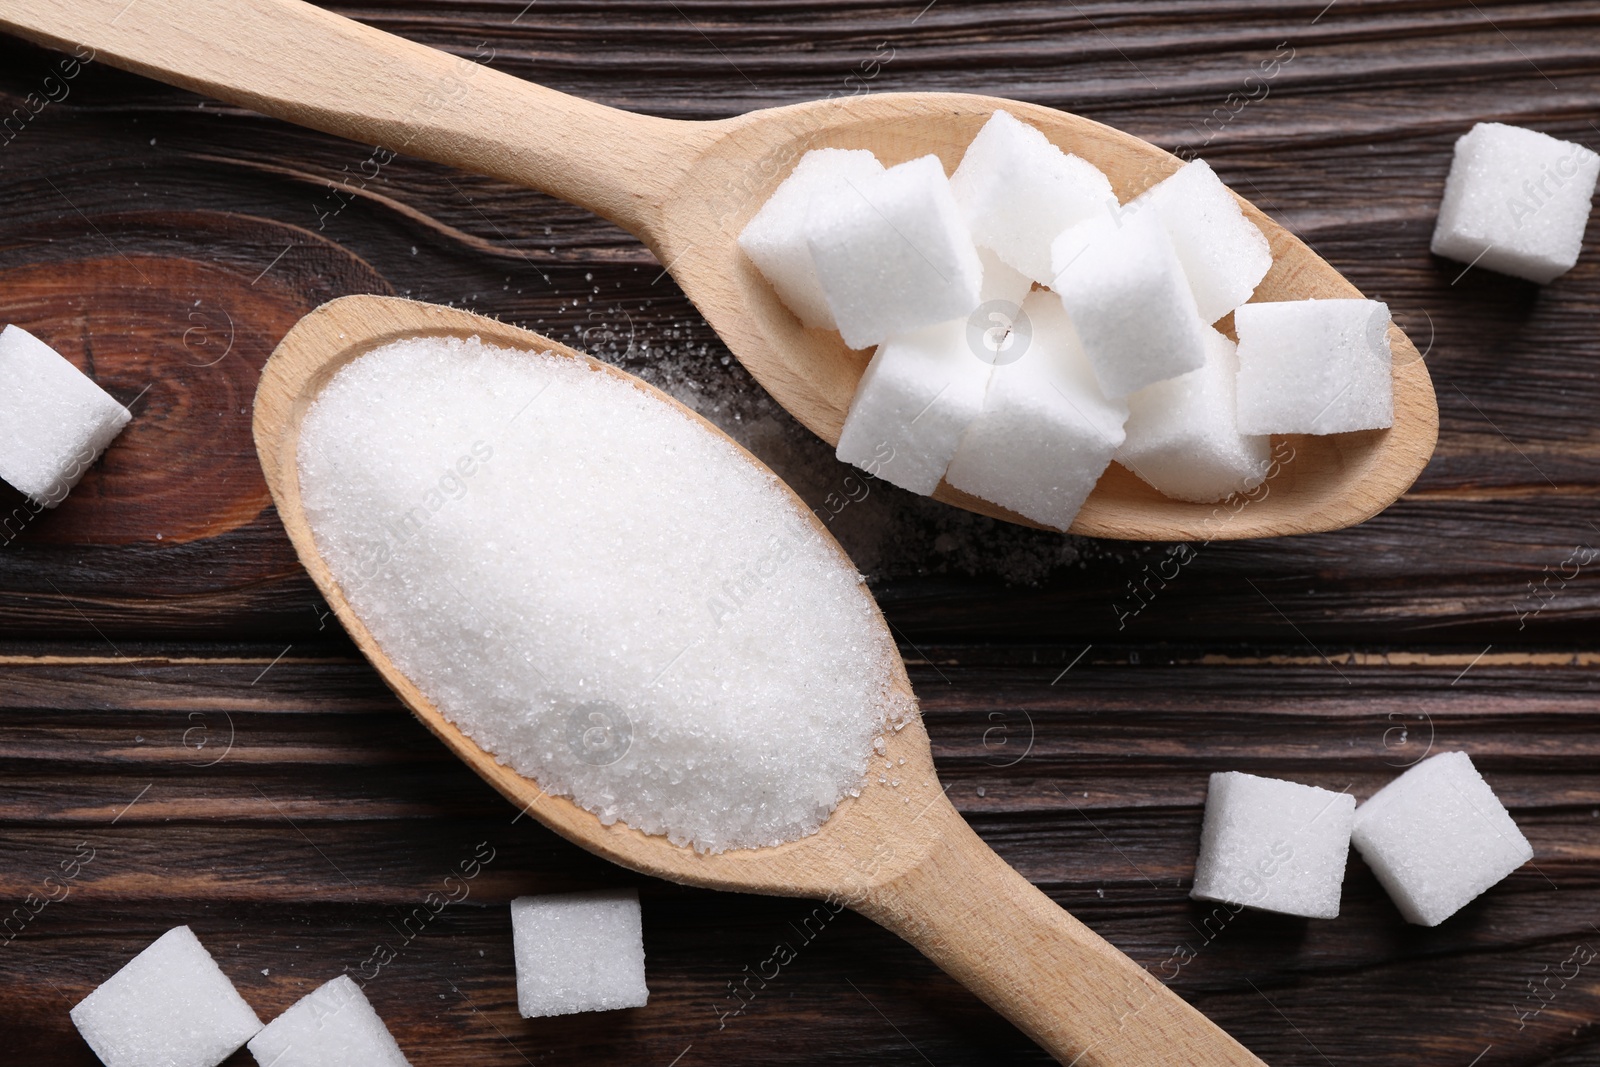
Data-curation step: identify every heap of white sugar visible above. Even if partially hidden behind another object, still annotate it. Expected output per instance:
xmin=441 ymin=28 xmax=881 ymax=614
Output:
xmin=296 ymin=336 xmax=910 ymax=854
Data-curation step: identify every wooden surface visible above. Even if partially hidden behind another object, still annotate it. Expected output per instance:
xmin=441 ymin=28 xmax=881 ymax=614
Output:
xmin=0 ymin=2 xmax=1597 ymax=1065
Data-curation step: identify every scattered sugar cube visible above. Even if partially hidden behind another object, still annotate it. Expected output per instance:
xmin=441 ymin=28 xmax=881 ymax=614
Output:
xmin=1234 ymin=298 xmax=1394 ymax=435
xmin=512 ymin=889 xmax=648 ymax=1018
xmin=944 ymin=291 xmax=1128 ymax=530
xmin=950 ymin=109 xmax=1116 ymax=284
xmin=1190 ymin=771 xmax=1356 ymax=920
xmin=806 ymin=154 xmax=984 ymax=349
xmin=836 ymin=317 xmax=991 ymax=495
xmin=1431 ymin=122 xmax=1600 ymax=284
xmin=1352 ymin=751 xmax=1533 ymax=927
xmin=247 ymin=975 xmax=410 ymax=1067
xmin=1051 ymin=211 xmax=1210 ymax=398
xmin=1129 ymin=159 xmax=1272 ymax=323
xmin=70 ymin=926 xmax=262 ymax=1067
xmin=0 ymin=324 xmax=130 ymax=506
xmin=1118 ymin=326 xmax=1271 ymax=502
xmin=738 ymin=148 xmax=885 ymax=329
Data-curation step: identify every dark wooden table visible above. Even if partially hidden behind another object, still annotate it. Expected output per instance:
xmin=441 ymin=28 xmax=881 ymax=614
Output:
xmin=2 ymin=3 xmax=1598 ymax=1064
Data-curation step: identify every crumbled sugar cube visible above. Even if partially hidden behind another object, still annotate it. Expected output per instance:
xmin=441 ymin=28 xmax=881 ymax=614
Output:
xmin=1352 ymin=751 xmax=1533 ymax=927
xmin=944 ymin=291 xmax=1128 ymax=529
xmin=1431 ymin=122 xmax=1600 ymax=284
xmin=1190 ymin=772 xmax=1355 ymax=919
xmin=950 ymin=109 xmax=1116 ymax=284
xmin=1117 ymin=326 xmax=1271 ymax=502
xmin=738 ymin=148 xmax=885 ymax=329
xmin=1234 ymin=298 xmax=1394 ymax=435
xmin=246 ymin=975 xmax=410 ymax=1067
xmin=0 ymin=324 xmax=130 ymax=506
xmin=512 ymin=889 xmax=648 ymax=1018
xmin=70 ymin=926 xmax=262 ymax=1067
xmin=836 ymin=317 xmax=992 ymax=495
xmin=1050 ymin=211 xmax=1210 ymax=398
xmin=1128 ymin=159 xmax=1272 ymax=323
xmin=807 ymin=154 xmax=985 ymax=349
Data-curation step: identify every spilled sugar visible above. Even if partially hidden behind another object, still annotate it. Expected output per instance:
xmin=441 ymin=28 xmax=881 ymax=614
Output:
xmin=297 ymin=335 xmax=911 ymax=853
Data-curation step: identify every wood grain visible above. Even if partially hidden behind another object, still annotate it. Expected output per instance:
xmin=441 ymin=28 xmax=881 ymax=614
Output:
xmin=0 ymin=2 xmax=1597 ymax=1065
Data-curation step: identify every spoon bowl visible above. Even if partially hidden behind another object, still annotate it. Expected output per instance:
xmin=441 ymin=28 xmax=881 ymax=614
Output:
xmin=254 ymin=294 xmax=1267 ymax=1066
xmin=1 ymin=0 xmax=1437 ymax=540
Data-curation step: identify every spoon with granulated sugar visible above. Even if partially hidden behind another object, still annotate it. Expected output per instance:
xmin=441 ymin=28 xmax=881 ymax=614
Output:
xmin=254 ymin=293 xmax=1267 ymax=1066
xmin=0 ymin=0 xmax=1437 ymax=541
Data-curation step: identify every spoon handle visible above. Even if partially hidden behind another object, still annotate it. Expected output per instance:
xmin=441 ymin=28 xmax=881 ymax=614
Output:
xmin=857 ymin=805 xmax=1268 ymax=1066
xmin=0 ymin=0 xmax=705 ymax=238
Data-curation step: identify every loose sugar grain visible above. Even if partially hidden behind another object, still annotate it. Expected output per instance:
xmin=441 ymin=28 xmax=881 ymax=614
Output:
xmin=297 ymin=336 xmax=910 ymax=854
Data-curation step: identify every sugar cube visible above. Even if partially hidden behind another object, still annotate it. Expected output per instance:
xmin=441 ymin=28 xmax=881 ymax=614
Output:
xmin=246 ymin=975 xmax=409 ymax=1067
xmin=0 ymin=324 xmax=130 ymax=506
xmin=1051 ymin=211 xmax=1210 ymax=398
xmin=836 ymin=317 xmax=992 ymax=495
xmin=70 ymin=926 xmax=262 ymax=1067
xmin=950 ymin=109 xmax=1116 ymax=284
xmin=1128 ymin=159 xmax=1273 ymax=323
xmin=944 ymin=291 xmax=1128 ymax=530
xmin=1234 ymin=298 xmax=1394 ymax=435
xmin=1190 ymin=772 xmax=1356 ymax=920
xmin=806 ymin=154 xmax=984 ymax=349
xmin=1431 ymin=122 xmax=1600 ymax=284
xmin=1352 ymin=751 xmax=1533 ymax=927
xmin=511 ymin=889 xmax=648 ymax=1018
xmin=1117 ymin=326 xmax=1272 ymax=502
xmin=977 ymin=246 xmax=1035 ymax=308
xmin=738 ymin=148 xmax=885 ymax=329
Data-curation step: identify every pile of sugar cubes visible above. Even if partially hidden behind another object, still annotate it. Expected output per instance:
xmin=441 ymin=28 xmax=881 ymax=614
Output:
xmin=1191 ymin=751 xmax=1532 ymax=925
xmin=0 ymin=324 xmax=130 ymax=507
xmin=739 ymin=110 xmax=1396 ymax=528
xmin=1432 ymin=122 xmax=1600 ymax=284
xmin=70 ymin=891 xmax=649 ymax=1065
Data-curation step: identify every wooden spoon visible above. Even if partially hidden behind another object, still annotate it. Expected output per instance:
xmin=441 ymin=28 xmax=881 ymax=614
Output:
xmin=0 ymin=0 xmax=1437 ymax=541
xmin=253 ymin=292 xmax=1265 ymax=1066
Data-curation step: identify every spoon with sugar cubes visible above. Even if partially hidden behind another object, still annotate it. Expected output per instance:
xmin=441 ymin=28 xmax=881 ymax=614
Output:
xmin=254 ymin=292 xmax=1268 ymax=1066
xmin=0 ymin=0 xmax=1438 ymax=540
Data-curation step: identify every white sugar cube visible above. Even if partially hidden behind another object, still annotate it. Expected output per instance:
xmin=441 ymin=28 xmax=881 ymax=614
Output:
xmin=1234 ymin=298 xmax=1394 ymax=435
xmin=1352 ymin=751 xmax=1533 ymax=927
xmin=0 ymin=324 xmax=130 ymax=506
xmin=246 ymin=975 xmax=409 ymax=1067
xmin=977 ymin=246 xmax=1035 ymax=308
xmin=836 ymin=317 xmax=992 ymax=495
xmin=1051 ymin=211 xmax=1210 ymax=398
xmin=512 ymin=889 xmax=648 ymax=1018
xmin=950 ymin=109 xmax=1116 ymax=284
xmin=1431 ymin=122 xmax=1600 ymax=284
xmin=944 ymin=291 xmax=1128 ymax=530
xmin=1190 ymin=772 xmax=1355 ymax=920
xmin=1118 ymin=326 xmax=1271 ymax=502
xmin=806 ymin=154 xmax=984 ymax=349
xmin=70 ymin=926 xmax=262 ymax=1067
xmin=1129 ymin=159 xmax=1273 ymax=322
xmin=738 ymin=148 xmax=885 ymax=329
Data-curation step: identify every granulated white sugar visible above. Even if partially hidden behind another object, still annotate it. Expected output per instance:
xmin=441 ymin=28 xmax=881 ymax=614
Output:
xmin=1190 ymin=771 xmax=1355 ymax=920
xmin=511 ymin=889 xmax=648 ymax=1018
xmin=1431 ymin=122 xmax=1600 ymax=284
xmin=1352 ymin=751 xmax=1533 ymax=926
xmin=297 ymin=335 xmax=910 ymax=853
xmin=246 ymin=976 xmax=410 ymax=1067
xmin=0 ymin=323 xmax=130 ymax=506
xmin=70 ymin=926 xmax=262 ymax=1067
